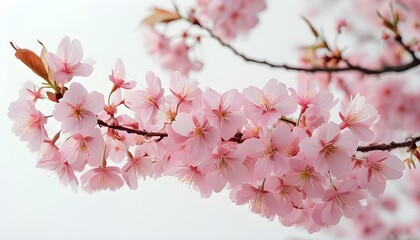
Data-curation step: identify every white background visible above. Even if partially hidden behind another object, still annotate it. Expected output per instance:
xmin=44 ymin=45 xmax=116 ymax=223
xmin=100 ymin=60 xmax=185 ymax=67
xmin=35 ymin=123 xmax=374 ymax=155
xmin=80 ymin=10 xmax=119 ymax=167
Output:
xmin=0 ymin=0 xmax=337 ymax=239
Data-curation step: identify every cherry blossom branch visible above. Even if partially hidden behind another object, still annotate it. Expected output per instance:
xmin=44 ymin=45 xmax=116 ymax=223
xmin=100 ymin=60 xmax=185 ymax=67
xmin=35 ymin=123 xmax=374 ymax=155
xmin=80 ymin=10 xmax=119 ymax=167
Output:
xmin=97 ymin=119 xmax=420 ymax=153
xmin=357 ymin=136 xmax=420 ymax=152
xmin=97 ymin=119 xmax=168 ymax=138
xmin=187 ymin=17 xmax=420 ymax=75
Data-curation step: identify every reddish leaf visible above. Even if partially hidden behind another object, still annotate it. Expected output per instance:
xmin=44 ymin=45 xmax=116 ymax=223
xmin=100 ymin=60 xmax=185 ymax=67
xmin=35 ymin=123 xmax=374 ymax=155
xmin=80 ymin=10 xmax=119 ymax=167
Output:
xmin=11 ymin=42 xmax=49 ymax=81
xmin=141 ymin=7 xmax=181 ymax=25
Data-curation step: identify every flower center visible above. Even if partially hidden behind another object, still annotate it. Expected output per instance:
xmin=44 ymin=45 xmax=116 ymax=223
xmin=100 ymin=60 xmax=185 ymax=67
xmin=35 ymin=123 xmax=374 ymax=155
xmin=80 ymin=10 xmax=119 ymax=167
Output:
xmin=215 ymin=156 xmax=231 ymax=176
xmin=260 ymin=95 xmax=273 ymax=112
xmin=323 ymin=142 xmax=337 ymax=156
xmin=194 ymin=127 xmax=204 ymax=137
xmin=73 ymin=107 xmax=83 ymax=119
xmin=299 ymin=168 xmax=312 ymax=181
xmin=264 ymin=145 xmax=277 ymax=158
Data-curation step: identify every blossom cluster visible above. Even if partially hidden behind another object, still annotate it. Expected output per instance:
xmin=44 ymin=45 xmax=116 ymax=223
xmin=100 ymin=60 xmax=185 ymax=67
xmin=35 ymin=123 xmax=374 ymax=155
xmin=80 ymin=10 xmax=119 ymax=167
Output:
xmin=143 ymin=0 xmax=266 ymax=75
xmin=8 ymin=36 xmax=407 ymax=233
xmin=296 ymin=0 xmax=420 ymax=143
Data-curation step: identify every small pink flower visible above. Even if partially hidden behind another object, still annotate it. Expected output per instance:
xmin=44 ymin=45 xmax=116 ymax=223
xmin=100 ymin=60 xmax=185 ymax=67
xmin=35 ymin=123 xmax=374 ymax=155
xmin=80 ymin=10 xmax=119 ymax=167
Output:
xmin=241 ymin=121 xmax=262 ymax=140
xmin=144 ymin=27 xmax=202 ymax=75
xmin=144 ymin=26 xmax=170 ymax=57
xmin=109 ymin=58 xmax=136 ymax=91
xmin=8 ymin=99 xmax=47 ymax=152
xmin=243 ymin=78 xmax=297 ymax=125
xmin=36 ymin=142 xmax=82 ymax=191
xmin=264 ymin=176 xmax=302 ymax=217
xmin=176 ymin=165 xmax=222 ymax=198
xmin=356 ymin=151 xmax=405 ymax=197
xmin=285 ymin=154 xmax=325 ymax=199
xmin=339 ymin=93 xmax=379 ymax=141
xmin=53 ymin=82 xmax=104 ymax=134
xmin=168 ymin=71 xmax=201 ymax=113
xmin=19 ymin=82 xmax=44 ymax=102
xmin=80 ymin=166 xmax=124 ymax=193
xmin=46 ymin=36 xmax=94 ymax=84
xmin=122 ymin=146 xmax=153 ymax=190
xmin=203 ymin=88 xmax=247 ymax=140
xmin=60 ymin=128 xmax=105 ymax=167
xmin=235 ymin=182 xmax=281 ymax=218
xmin=200 ymin=142 xmax=248 ymax=186
xmin=290 ymin=79 xmax=336 ymax=114
xmin=351 ymin=205 xmax=386 ymax=239
xmin=241 ymin=125 xmax=293 ymax=179
xmin=197 ymin=0 xmax=266 ymax=41
xmin=170 ymin=112 xmax=220 ymax=163
xmin=125 ymin=71 xmax=165 ymax=122
xmin=160 ymin=42 xmax=202 ymax=76
xmin=283 ymin=200 xmax=321 ymax=233
xmin=312 ymin=180 xmax=364 ymax=226
xmin=300 ymin=122 xmax=358 ymax=178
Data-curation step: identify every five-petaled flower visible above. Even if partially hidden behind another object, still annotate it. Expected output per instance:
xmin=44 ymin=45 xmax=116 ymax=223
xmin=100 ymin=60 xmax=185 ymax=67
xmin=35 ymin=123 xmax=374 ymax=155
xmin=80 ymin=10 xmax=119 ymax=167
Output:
xmin=46 ymin=36 xmax=94 ymax=84
xmin=53 ymin=82 xmax=104 ymax=134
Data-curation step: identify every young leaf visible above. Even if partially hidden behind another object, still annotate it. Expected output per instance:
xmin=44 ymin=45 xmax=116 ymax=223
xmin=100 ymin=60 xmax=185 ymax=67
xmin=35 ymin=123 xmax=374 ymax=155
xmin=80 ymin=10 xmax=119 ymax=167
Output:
xmin=141 ymin=7 xmax=181 ymax=25
xmin=10 ymin=42 xmax=49 ymax=81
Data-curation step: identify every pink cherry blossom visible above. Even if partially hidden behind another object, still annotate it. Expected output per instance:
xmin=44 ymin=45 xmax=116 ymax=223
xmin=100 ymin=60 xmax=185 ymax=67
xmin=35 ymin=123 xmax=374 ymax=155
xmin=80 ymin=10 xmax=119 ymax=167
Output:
xmin=80 ymin=166 xmax=124 ymax=193
xmin=282 ymin=200 xmax=321 ymax=233
xmin=160 ymin=42 xmax=202 ymax=76
xmin=356 ymin=151 xmax=405 ymax=197
xmin=125 ymin=71 xmax=165 ymax=122
xmin=53 ymin=82 xmax=104 ymax=134
xmin=36 ymin=141 xmax=83 ymax=191
xmin=200 ymin=142 xmax=248 ymax=186
xmin=351 ymin=205 xmax=386 ymax=240
xmin=143 ymin=26 xmax=170 ymax=57
xmin=144 ymin=26 xmax=202 ymax=75
xmin=122 ymin=146 xmax=153 ymax=190
xmin=8 ymin=99 xmax=47 ymax=152
xmin=240 ymin=124 xmax=293 ymax=179
xmin=197 ymin=0 xmax=266 ymax=40
xmin=285 ymin=154 xmax=325 ymax=199
xmin=60 ymin=128 xmax=105 ymax=167
xmin=241 ymin=121 xmax=262 ymax=140
xmin=339 ymin=93 xmax=379 ymax=141
xmin=109 ymin=58 xmax=136 ymax=91
xmin=300 ymin=122 xmax=358 ymax=177
xmin=18 ymin=82 xmax=44 ymax=102
xmin=234 ymin=182 xmax=281 ymax=218
xmin=312 ymin=180 xmax=364 ymax=226
xmin=176 ymin=165 xmax=222 ymax=198
xmin=203 ymin=88 xmax=247 ymax=140
xmin=45 ymin=36 xmax=93 ymax=83
xmin=289 ymin=79 xmax=336 ymax=114
xmin=264 ymin=176 xmax=302 ymax=217
xmin=243 ymin=78 xmax=297 ymax=125
xmin=170 ymin=112 xmax=220 ymax=164
xmin=168 ymin=71 xmax=201 ymax=113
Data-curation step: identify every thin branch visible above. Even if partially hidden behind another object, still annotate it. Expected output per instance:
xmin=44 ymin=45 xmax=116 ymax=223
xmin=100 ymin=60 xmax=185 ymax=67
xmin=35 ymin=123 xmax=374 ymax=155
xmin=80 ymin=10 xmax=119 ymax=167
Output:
xmin=357 ymin=136 xmax=420 ymax=152
xmin=97 ymin=119 xmax=420 ymax=153
xmin=186 ymin=17 xmax=420 ymax=75
xmin=97 ymin=119 xmax=168 ymax=138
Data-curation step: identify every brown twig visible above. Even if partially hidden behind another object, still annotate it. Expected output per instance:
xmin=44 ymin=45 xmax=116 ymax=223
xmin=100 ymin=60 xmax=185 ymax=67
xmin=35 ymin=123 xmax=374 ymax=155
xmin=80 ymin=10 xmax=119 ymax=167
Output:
xmin=357 ymin=136 xmax=420 ymax=152
xmin=97 ymin=119 xmax=168 ymax=138
xmin=186 ymin=17 xmax=420 ymax=75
